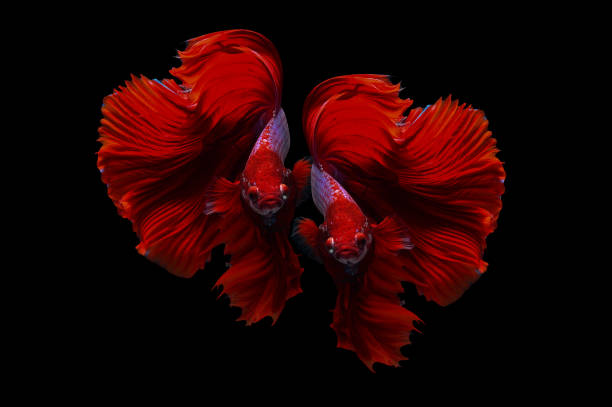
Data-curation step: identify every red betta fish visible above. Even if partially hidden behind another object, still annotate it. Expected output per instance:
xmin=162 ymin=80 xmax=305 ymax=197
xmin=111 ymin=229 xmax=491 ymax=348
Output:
xmin=293 ymin=74 xmax=505 ymax=370
xmin=97 ymin=30 xmax=311 ymax=325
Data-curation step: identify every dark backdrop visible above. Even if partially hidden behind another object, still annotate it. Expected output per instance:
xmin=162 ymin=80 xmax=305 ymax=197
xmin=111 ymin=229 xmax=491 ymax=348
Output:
xmin=60 ymin=8 xmax=546 ymax=390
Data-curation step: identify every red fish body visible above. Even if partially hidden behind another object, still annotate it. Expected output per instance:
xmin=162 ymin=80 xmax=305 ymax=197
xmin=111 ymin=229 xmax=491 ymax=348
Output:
xmin=295 ymin=74 xmax=505 ymax=370
xmin=310 ymin=165 xmax=372 ymax=270
xmin=97 ymin=30 xmax=310 ymax=325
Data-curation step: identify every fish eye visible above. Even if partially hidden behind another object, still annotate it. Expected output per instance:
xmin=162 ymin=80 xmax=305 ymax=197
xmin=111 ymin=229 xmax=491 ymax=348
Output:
xmin=247 ymin=186 xmax=259 ymax=200
xmin=325 ymin=237 xmax=334 ymax=253
xmin=280 ymin=183 xmax=288 ymax=200
xmin=355 ymin=232 xmax=367 ymax=248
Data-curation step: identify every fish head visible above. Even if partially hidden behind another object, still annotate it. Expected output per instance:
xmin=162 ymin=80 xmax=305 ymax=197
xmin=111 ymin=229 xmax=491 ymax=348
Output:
xmin=322 ymin=201 xmax=372 ymax=265
xmin=241 ymin=148 xmax=290 ymax=217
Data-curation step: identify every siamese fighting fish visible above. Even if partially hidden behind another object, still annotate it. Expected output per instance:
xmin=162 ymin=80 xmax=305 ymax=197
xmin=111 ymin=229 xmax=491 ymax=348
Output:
xmin=98 ymin=30 xmax=311 ymax=325
xmin=293 ymin=74 xmax=505 ymax=370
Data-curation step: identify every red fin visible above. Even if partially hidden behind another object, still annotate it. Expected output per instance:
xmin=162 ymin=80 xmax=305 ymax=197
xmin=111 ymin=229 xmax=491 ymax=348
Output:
xmin=302 ymin=75 xmax=504 ymax=306
xmin=331 ymin=282 xmax=421 ymax=372
xmin=170 ymin=29 xmax=282 ymax=145
xmin=203 ymin=177 xmax=241 ymax=216
xmin=291 ymin=217 xmax=321 ymax=263
xmin=214 ymin=201 xmax=303 ymax=325
xmin=391 ymin=97 xmax=504 ymax=305
xmin=291 ymin=158 xmax=312 ymax=204
xmin=369 ymin=216 xmax=432 ymax=296
xmin=303 ymin=74 xmax=412 ymax=180
xmin=371 ymin=216 xmax=414 ymax=253
xmin=98 ymin=75 xmax=219 ymax=277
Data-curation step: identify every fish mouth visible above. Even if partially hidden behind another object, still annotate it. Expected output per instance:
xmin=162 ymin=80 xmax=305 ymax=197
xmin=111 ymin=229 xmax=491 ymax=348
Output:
xmin=334 ymin=246 xmax=365 ymax=265
xmin=250 ymin=195 xmax=284 ymax=216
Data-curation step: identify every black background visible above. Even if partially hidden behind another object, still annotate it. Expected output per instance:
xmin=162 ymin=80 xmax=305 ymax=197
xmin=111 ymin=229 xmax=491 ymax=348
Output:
xmin=50 ymin=6 xmax=553 ymax=391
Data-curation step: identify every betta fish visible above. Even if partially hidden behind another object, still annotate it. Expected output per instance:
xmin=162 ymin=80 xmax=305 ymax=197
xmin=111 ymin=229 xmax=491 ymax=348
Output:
xmin=293 ymin=74 xmax=505 ymax=370
xmin=97 ymin=30 xmax=311 ymax=325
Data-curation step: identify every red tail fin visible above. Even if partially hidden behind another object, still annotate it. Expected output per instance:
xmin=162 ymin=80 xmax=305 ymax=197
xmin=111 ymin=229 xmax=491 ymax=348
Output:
xmin=98 ymin=30 xmax=284 ymax=278
xmin=332 ymin=286 xmax=420 ymax=371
